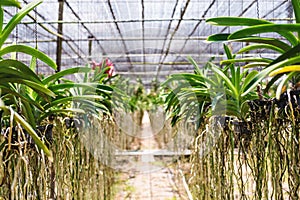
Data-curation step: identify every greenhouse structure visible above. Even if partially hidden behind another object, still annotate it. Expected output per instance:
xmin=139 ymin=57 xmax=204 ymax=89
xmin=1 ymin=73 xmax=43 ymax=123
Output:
xmin=0 ymin=0 xmax=299 ymax=199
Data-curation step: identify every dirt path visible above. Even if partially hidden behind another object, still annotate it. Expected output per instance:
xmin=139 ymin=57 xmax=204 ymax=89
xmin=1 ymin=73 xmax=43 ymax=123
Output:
xmin=115 ymin=112 xmax=182 ymax=200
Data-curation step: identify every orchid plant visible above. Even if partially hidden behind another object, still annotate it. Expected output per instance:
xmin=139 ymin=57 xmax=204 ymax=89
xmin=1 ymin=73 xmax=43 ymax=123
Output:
xmin=0 ymin=1 xmax=115 ymax=160
xmin=91 ymin=58 xmax=115 ymax=79
xmin=163 ymin=51 xmax=259 ymax=129
xmin=206 ymin=0 xmax=300 ymax=99
xmin=0 ymin=0 xmax=57 ymax=158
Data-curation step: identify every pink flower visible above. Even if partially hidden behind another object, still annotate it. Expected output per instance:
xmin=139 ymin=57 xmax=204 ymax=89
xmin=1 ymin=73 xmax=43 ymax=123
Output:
xmin=105 ymin=58 xmax=114 ymax=68
xmin=103 ymin=58 xmax=115 ymax=78
xmin=91 ymin=58 xmax=115 ymax=78
xmin=91 ymin=60 xmax=101 ymax=70
xmin=106 ymin=65 xmax=114 ymax=77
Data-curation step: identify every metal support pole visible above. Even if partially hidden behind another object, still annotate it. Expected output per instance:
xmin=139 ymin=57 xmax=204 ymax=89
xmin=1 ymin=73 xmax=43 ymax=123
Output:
xmin=56 ymin=0 xmax=64 ymax=73
xmin=88 ymin=35 xmax=94 ymax=61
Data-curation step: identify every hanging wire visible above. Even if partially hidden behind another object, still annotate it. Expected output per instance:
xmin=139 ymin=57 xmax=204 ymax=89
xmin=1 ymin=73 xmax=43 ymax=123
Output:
xmin=256 ymin=0 xmax=263 ymax=83
xmin=209 ymin=0 xmax=212 ymax=57
xmin=35 ymin=6 xmax=39 ymax=74
xmin=197 ymin=0 xmax=200 ymax=66
xmin=141 ymin=0 xmax=145 ymax=74
xmin=15 ymin=6 xmax=18 ymax=60
xmin=216 ymin=0 xmax=219 ymax=59
xmin=256 ymin=0 xmax=260 ymax=19
xmin=76 ymin=0 xmax=81 ymax=66
xmin=228 ymin=0 xmax=230 ymax=32
xmin=256 ymin=0 xmax=262 ymax=59
xmin=288 ymin=0 xmax=294 ymax=23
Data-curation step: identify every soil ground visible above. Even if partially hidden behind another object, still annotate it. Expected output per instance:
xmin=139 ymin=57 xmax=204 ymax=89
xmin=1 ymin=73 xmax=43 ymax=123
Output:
xmin=114 ymin=112 xmax=187 ymax=200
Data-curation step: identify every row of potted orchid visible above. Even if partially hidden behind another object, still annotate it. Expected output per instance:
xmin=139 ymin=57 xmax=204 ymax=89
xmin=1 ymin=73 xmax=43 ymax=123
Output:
xmin=0 ymin=1 xmax=119 ymax=198
xmin=164 ymin=0 xmax=300 ymax=130
xmin=162 ymin=0 xmax=300 ymax=198
xmin=0 ymin=0 xmax=115 ymax=160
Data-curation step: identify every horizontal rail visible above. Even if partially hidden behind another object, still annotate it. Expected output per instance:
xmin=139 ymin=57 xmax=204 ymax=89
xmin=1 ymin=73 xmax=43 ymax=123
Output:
xmin=7 ymin=18 xmax=295 ymax=25
xmin=115 ymin=149 xmax=191 ymax=156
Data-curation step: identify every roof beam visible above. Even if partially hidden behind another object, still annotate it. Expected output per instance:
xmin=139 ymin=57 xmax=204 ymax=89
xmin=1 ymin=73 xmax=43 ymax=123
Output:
xmin=107 ymin=0 xmax=134 ymax=69
xmin=22 ymin=0 xmax=86 ymax=64
xmin=64 ymin=0 xmax=107 ymax=56
xmin=155 ymin=0 xmax=191 ymax=80
xmin=173 ymin=0 xmax=217 ymax=63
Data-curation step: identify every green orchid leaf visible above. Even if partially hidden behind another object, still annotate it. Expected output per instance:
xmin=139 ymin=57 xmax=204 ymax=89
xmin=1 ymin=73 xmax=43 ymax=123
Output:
xmin=187 ymin=56 xmax=202 ymax=75
xmin=242 ymin=66 xmax=277 ymax=97
xmin=0 ymin=85 xmax=44 ymax=110
xmin=187 ymin=88 xmax=211 ymax=99
xmin=238 ymin=44 xmax=285 ymax=54
xmin=223 ymin=43 xmax=236 ymax=84
xmin=241 ymin=70 xmax=258 ymax=92
xmin=292 ymin=0 xmax=300 ymax=25
xmin=22 ymin=101 xmax=36 ymax=127
xmin=0 ymin=102 xmax=52 ymax=161
xmin=43 ymin=67 xmax=91 ymax=85
xmin=75 ymin=99 xmax=111 ymax=113
xmin=0 ymin=67 xmax=39 ymax=83
xmin=0 ymin=78 xmax=55 ymax=98
xmin=272 ymin=55 xmax=300 ymax=70
xmin=223 ymin=99 xmax=242 ymax=117
xmin=269 ymin=65 xmax=300 ymax=77
xmin=221 ymin=57 xmax=272 ymax=65
xmin=207 ymin=33 xmax=230 ymax=42
xmin=206 ymin=17 xmax=271 ymax=26
xmin=0 ymin=7 xmax=3 ymax=33
xmin=270 ymin=43 xmax=300 ymax=65
xmin=38 ymin=108 xmax=85 ymax=123
xmin=0 ymin=59 xmax=42 ymax=83
xmin=235 ymin=66 xmax=241 ymax=91
xmin=30 ymin=56 xmax=37 ymax=71
xmin=22 ymin=79 xmax=54 ymax=98
xmin=13 ymin=109 xmax=52 ymax=161
xmin=13 ymin=110 xmax=52 ymax=160
xmin=223 ymin=43 xmax=234 ymax=59
xmin=96 ymin=84 xmax=113 ymax=93
xmin=207 ymin=34 xmax=290 ymax=51
xmin=243 ymin=62 xmax=269 ymax=69
xmin=211 ymin=92 xmax=224 ymax=111
xmin=0 ymin=0 xmax=21 ymax=8
xmin=240 ymin=69 xmax=249 ymax=80
xmin=164 ymin=86 xmax=187 ymax=112
xmin=242 ymin=56 xmax=300 ymax=97
xmin=211 ymin=65 xmax=239 ymax=100
xmin=49 ymin=82 xmax=112 ymax=92
xmin=264 ymin=74 xmax=281 ymax=93
xmin=228 ymin=24 xmax=300 ymax=46
xmin=49 ymin=83 xmax=112 ymax=99
xmin=44 ymin=95 xmax=105 ymax=110
xmin=0 ymin=45 xmax=57 ymax=70
xmin=233 ymin=37 xmax=291 ymax=51
xmin=162 ymin=74 xmax=207 ymax=88
xmin=180 ymin=88 xmax=211 ymax=100
xmin=93 ymin=72 xmax=108 ymax=83
xmin=0 ymin=0 xmax=43 ymax=47
xmin=0 ymin=67 xmax=29 ymax=79
xmin=275 ymin=72 xmax=297 ymax=99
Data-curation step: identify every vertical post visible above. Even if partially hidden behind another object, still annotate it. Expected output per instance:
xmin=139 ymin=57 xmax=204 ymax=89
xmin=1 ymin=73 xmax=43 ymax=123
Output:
xmin=88 ymin=35 xmax=94 ymax=62
xmin=56 ymin=0 xmax=64 ymax=73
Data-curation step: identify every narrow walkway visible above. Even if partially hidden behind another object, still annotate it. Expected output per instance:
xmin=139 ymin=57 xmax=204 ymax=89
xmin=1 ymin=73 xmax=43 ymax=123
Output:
xmin=115 ymin=112 xmax=181 ymax=200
